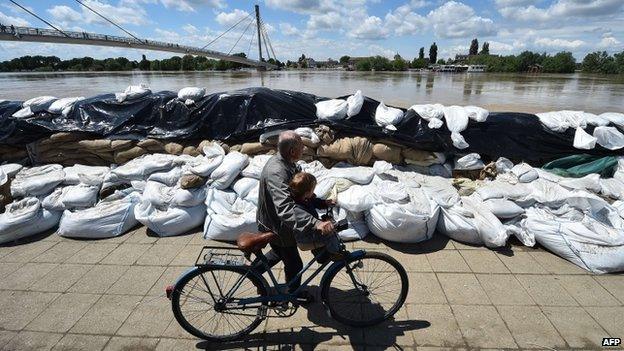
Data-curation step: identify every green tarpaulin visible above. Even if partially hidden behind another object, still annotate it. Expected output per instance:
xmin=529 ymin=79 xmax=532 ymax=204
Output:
xmin=542 ymin=154 xmax=618 ymax=178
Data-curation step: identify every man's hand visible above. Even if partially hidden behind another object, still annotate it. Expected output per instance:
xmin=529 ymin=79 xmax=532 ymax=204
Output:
xmin=325 ymin=199 xmax=336 ymax=207
xmin=315 ymin=220 xmax=335 ymax=236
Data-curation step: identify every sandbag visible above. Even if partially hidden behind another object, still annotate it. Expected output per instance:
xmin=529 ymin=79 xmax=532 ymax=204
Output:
xmin=11 ymin=164 xmax=65 ymax=198
xmin=189 ymin=143 xmax=225 ymax=177
xmin=332 ymin=207 xmax=368 ymax=241
xmin=409 ymin=103 xmax=444 ymax=122
xmin=179 ymin=174 xmax=206 ymax=189
xmin=372 ymin=143 xmax=402 ymax=164
xmin=47 ymin=97 xmax=84 ymax=115
xmin=63 ymin=165 xmax=109 ymax=185
xmin=573 ymin=127 xmax=597 ymax=150
xmin=208 ymin=151 xmax=249 ymax=189
xmin=241 ymin=155 xmax=272 ymax=179
xmin=0 ymin=198 xmax=61 ymax=244
xmin=204 ymin=198 xmax=257 ymax=241
xmin=483 ymin=198 xmax=524 ymax=219
xmin=57 ymin=191 xmax=140 ymax=238
xmin=112 ymin=154 xmax=177 ymax=180
xmin=455 ymin=153 xmax=484 ymax=170
xmin=402 ymin=149 xmax=445 ymax=166
xmin=375 ymin=101 xmax=404 ymax=131
xmin=443 ymin=106 xmax=470 ymax=149
xmin=232 ymin=177 xmax=259 ymax=199
xmin=317 ymin=137 xmax=373 ymax=165
xmin=178 ymin=87 xmax=205 ymax=102
xmin=346 ymin=90 xmax=364 ymax=117
xmin=240 ymin=142 xmax=273 ymax=155
xmin=316 ymin=99 xmax=347 ymax=120
xmin=337 ymin=184 xmax=379 ymax=212
xmin=115 ymin=84 xmax=151 ymax=102
xmin=23 ymin=96 xmax=57 ymax=113
xmin=148 ymin=167 xmax=183 ymax=187
xmin=142 ymin=181 xmax=206 ymax=208
xmin=600 ymin=178 xmax=624 ymax=200
xmin=594 ymin=126 xmax=624 ymax=150
xmin=600 ymin=112 xmax=624 ymax=129
xmin=134 ymin=201 xmax=206 ymax=236
xmin=511 ymin=163 xmax=539 ymax=183
xmin=295 ymin=127 xmax=321 ymax=145
xmin=465 ymin=106 xmax=489 ymax=122
xmin=559 ymin=174 xmax=601 ymax=193
xmin=536 ymin=110 xmax=587 ymax=132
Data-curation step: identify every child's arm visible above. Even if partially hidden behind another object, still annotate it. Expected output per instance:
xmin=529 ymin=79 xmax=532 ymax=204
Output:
xmin=311 ymin=195 xmax=334 ymax=209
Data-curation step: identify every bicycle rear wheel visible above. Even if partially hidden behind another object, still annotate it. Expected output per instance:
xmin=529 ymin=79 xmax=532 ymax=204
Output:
xmin=321 ymin=251 xmax=408 ymax=327
xmin=171 ymin=266 xmax=267 ymax=341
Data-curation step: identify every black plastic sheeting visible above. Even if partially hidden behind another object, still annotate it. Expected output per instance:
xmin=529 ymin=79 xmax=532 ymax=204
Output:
xmin=1 ymin=87 xmax=622 ymax=164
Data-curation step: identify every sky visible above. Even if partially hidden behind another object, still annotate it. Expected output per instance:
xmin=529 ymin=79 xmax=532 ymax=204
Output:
xmin=0 ymin=0 xmax=623 ymax=62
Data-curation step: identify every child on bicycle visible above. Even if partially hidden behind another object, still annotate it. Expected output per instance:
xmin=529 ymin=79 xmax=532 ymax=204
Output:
xmin=289 ymin=172 xmax=342 ymax=257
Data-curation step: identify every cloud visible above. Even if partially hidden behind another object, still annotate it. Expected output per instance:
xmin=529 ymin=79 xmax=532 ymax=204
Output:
xmin=409 ymin=0 xmax=430 ymax=8
xmin=159 ymin=0 xmax=226 ymax=12
xmin=307 ymin=12 xmax=342 ymax=31
xmin=427 ymin=1 xmax=496 ymax=38
xmin=367 ymin=44 xmax=395 ymax=59
xmin=348 ymin=16 xmax=389 ymax=40
xmin=498 ymin=0 xmax=624 ymax=21
xmin=265 ymin=0 xmax=326 ymax=15
xmin=182 ymin=24 xmax=199 ymax=34
xmin=47 ymin=1 xmax=149 ymax=28
xmin=535 ymin=37 xmax=586 ymax=49
xmin=384 ymin=4 xmax=427 ymax=36
xmin=597 ymin=36 xmax=621 ymax=49
xmin=0 ymin=10 xmax=30 ymax=26
xmin=215 ymin=9 xmax=250 ymax=27
xmin=279 ymin=22 xmax=299 ymax=36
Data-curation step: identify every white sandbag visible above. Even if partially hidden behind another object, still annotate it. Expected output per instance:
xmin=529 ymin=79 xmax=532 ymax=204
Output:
xmin=295 ymin=127 xmax=321 ymax=145
xmin=524 ymin=206 xmax=624 ymax=274
xmin=148 ymin=167 xmax=183 ymax=187
xmin=346 ymin=90 xmax=364 ymax=117
xmin=112 ymin=154 xmax=177 ymax=180
xmin=63 ymin=165 xmax=109 ymax=185
xmin=444 ymin=106 xmax=470 ymax=149
xmin=437 ymin=204 xmax=480 ymax=245
xmin=23 ymin=96 xmax=57 ymax=112
xmin=57 ymin=191 xmax=141 ymax=238
xmin=366 ymin=188 xmax=440 ymax=243
xmin=204 ymin=198 xmax=257 ymax=241
xmin=42 ymin=184 xmax=99 ymax=211
xmin=573 ymin=127 xmax=597 ymax=149
xmin=337 ymin=184 xmax=379 ymax=212
xmin=134 ymin=201 xmax=206 ymax=236
xmin=536 ymin=110 xmax=587 ymax=132
xmin=476 ymin=180 xmax=532 ymax=202
xmin=259 ymin=129 xmax=285 ymax=144
xmin=375 ymin=180 xmax=409 ymax=203
xmin=584 ymin=113 xmax=610 ymax=126
xmin=601 ymin=178 xmax=624 ymax=200
xmin=11 ymin=164 xmax=65 ymax=197
xmin=241 ymin=155 xmax=272 ymax=179
xmin=495 ymin=157 xmax=514 ymax=173
xmin=483 ymin=198 xmax=525 ymax=219
xmin=559 ymin=174 xmax=601 ymax=193
xmin=527 ymin=179 xmax=573 ymax=207
xmin=463 ymin=196 xmax=509 ymax=248
xmin=1 ymin=163 xmax=23 ymax=178
xmin=375 ymin=101 xmax=404 ymax=131
xmin=615 ymin=157 xmax=624 ymax=182
xmin=332 ymin=207 xmax=368 ymax=241
xmin=464 ymin=105 xmax=489 ymax=122
xmin=316 ymin=99 xmax=348 ymax=120
xmin=208 ymin=151 xmax=249 ymax=189
xmin=511 ymin=163 xmax=539 ymax=183
xmin=0 ymin=198 xmax=61 ymax=244
xmin=204 ymin=188 xmax=238 ymax=214
xmin=232 ymin=177 xmax=259 ymax=198
xmin=116 ymin=84 xmax=151 ymax=103
xmin=409 ymin=103 xmax=444 ymax=121
xmin=455 ymin=153 xmax=484 ymax=170
xmin=418 ymin=176 xmax=460 ymax=208
xmin=12 ymin=106 xmax=33 ymax=118
xmin=178 ymin=87 xmax=205 ymax=102
xmin=142 ymin=181 xmax=206 ymax=207
xmin=47 ymin=97 xmax=84 ymax=115
xmin=600 ymin=112 xmax=624 ymax=128
xmin=190 ymin=144 xmax=225 ymax=177
xmin=327 ymin=166 xmax=375 ymax=185
xmin=314 ymin=178 xmax=336 ymax=199
xmin=613 ymin=200 xmax=624 ymax=218
xmin=594 ymin=126 xmax=624 ymax=150
xmin=427 ymin=118 xmax=443 ymax=129
xmin=172 ymin=187 xmax=206 ymax=207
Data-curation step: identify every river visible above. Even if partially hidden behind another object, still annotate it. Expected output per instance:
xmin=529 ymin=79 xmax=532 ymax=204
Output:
xmin=1 ymin=70 xmax=622 ymax=113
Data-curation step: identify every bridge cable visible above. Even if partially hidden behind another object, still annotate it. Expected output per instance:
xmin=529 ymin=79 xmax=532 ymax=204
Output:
xmin=227 ymin=17 xmax=255 ymax=55
xmin=74 ymin=0 xmax=145 ymax=43
xmin=260 ymin=20 xmax=277 ymax=61
xmin=246 ymin=19 xmax=257 ymax=59
xmin=259 ymin=22 xmax=271 ymax=61
xmin=200 ymin=13 xmax=251 ymax=50
xmin=8 ymin=0 xmax=69 ymax=37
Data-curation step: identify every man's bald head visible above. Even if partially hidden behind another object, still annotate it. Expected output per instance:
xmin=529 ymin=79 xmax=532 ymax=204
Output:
xmin=278 ymin=130 xmax=303 ymax=161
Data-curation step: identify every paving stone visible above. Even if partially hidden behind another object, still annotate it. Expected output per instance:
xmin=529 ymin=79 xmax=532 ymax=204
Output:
xmin=147 ymin=266 xmax=188 ymax=296
xmin=169 ymin=244 xmax=203 ymax=266
xmin=0 ymin=241 xmax=57 ymax=263
xmin=459 ymin=250 xmax=509 ymax=273
xmin=451 ymin=305 xmax=517 ymax=349
xmin=542 ymin=306 xmax=607 ymax=348
xmin=2 ymin=262 xmax=58 ymax=290
xmin=31 ymin=241 xmax=87 ymax=263
xmin=29 ymin=264 xmax=92 ymax=292
xmin=107 ymin=266 xmax=166 ymax=295
xmin=585 ymin=306 xmax=624 ymax=337
xmin=515 ymin=275 xmax=578 ymax=306
xmin=0 ymin=245 xmax=19 ymax=260
xmin=66 ymin=243 xmax=118 ymax=264
xmin=0 ymin=291 xmax=59 ymax=330
xmin=70 ymin=295 xmax=142 ymax=334
xmin=135 ymin=244 xmax=183 ymax=266
xmin=0 ymin=330 xmax=18 ymax=349
xmin=161 ymin=318 xmax=193 ymax=339
xmin=450 ymin=241 xmax=481 ymax=250
xmin=494 ymin=251 xmax=548 ymax=274
xmin=529 ymin=251 xmax=589 ymax=274
xmin=557 ymin=275 xmax=620 ymax=306
xmin=69 ymin=265 xmax=128 ymax=294
xmin=123 ymin=227 xmax=159 ymax=244
xmin=154 ymin=232 xmax=194 ymax=246
xmin=0 ymin=262 xmax=21 ymax=279
xmin=2 ymin=331 xmax=62 ymax=351
xmin=497 ymin=305 xmax=566 ymax=349
xmin=155 ymin=338 xmax=201 ymax=351
xmin=100 ymin=243 xmax=152 ymax=265
xmin=26 ymin=292 xmax=99 ymax=333
xmin=384 ymin=250 xmax=432 ymax=272
xmin=419 ymin=235 xmax=456 ymax=251
xmin=476 ymin=274 xmax=534 ymax=305
xmin=187 ymin=231 xmax=209 ymax=245
xmin=406 ymin=304 xmax=465 ymax=347
xmin=116 ymin=296 xmax=174 ymax=337
xmin=405 ymin=273 xmax=447 ymax=304
xmin=102 ymin=337 xmax=159 ymax=351
xmin=426 ymin=251 xmax=470 ymax=272
xmin=362 ymin=309 xmax=414 ymax=347
xmin=437 ymin=273 xmax=490 ymax=305
xmin=51 ymin=334 xmax=110 ymax=351
xmin=593 ymin=275 xmax=624 ymax=304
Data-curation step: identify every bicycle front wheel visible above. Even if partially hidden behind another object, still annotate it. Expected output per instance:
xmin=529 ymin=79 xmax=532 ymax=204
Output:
xmin=171 ymin=266 xmax=267 ymax=341
xmin=321 ymin=251 xmax=408 ymax=327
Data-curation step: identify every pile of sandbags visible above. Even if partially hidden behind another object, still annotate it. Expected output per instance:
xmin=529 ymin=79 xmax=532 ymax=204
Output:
xmin=536 ymin=111 xmax=624 ymax=151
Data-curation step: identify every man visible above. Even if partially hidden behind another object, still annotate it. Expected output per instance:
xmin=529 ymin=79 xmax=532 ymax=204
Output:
xmin=257 ymin=130 xmax=334 ymax=300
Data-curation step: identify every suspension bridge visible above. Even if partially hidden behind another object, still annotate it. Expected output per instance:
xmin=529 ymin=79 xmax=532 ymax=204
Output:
xmin=0 ymin=2 xmax=278 ymax=69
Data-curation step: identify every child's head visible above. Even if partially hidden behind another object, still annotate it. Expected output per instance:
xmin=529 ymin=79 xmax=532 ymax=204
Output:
xmin=289 ymin=172 xmax=317 ymax=201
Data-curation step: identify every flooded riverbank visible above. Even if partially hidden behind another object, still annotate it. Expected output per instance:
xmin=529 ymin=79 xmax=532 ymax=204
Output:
xmin=1 ymin=70 xmax=622 ymax=113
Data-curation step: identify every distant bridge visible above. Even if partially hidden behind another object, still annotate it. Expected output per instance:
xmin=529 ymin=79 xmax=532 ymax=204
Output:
xmin=0 ymin=26 xmax=276 ymax=69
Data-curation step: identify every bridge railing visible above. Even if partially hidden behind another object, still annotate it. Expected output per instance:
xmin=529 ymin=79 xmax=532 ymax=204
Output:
xmin=1 ymin=25 xmax=265 ymax=64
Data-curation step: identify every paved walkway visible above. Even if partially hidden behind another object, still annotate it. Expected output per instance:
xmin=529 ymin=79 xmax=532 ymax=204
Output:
xmin=0 ymin=227 xmax=622 ymax=350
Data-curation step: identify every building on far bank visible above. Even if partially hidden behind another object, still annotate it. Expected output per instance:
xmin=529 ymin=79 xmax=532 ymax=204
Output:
xmin=345 ymin=56 xmax=370 ymax=70
xmin=304 ymin=58 xmax=317 ymax=69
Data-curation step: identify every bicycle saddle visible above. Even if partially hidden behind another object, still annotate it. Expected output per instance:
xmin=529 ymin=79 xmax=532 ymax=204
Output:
xmin=237 ymin=232 xmax=277 ymax=253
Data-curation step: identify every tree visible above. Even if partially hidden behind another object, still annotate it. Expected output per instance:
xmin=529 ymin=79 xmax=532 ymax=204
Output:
xmin=542 ymin=51 xmax=576 ymax=73
xmin=411 ymin=57 xmax=428 ymax=69
xmin=469 ymin=38 xmax=479 ymax=56
xmin=437 ymin=59 xmax=446 ymax=64
xmin=355 ymin=60 xmax=371 ymax=71
xmin=480 ymin=42 xmax=490 ymax=55
xmin=582 ymin=51 xmax=618 ymax=74
xmin=429 ymin=43 xmax=438 ymax=64
xmin=339 ymin=55 xmax=350 ymax=63
xmin=150 ymin=60 xmax=161 ymax=71
xmin=392 ymin=54 xmax=408 ymax=71
xmin=181 ymin=55 xmax=195 ymax=70
xmin=139 ymin=54 xmax=150 ymax=70
xmin=418 ymin=47 xmax=424 ymax=60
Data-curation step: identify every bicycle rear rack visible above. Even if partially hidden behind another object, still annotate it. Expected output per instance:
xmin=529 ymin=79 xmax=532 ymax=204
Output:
xmin=195 ymin=246 xmax=248 ymax=267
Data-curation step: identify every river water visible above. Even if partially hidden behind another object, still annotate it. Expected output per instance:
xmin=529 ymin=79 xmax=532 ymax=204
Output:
xmin=1 ymin=70 xmax=622 ymax=113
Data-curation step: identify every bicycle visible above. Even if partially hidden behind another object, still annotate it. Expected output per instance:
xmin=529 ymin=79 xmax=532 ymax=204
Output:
xmin=166 ymin=208 xmax=409 ymax=341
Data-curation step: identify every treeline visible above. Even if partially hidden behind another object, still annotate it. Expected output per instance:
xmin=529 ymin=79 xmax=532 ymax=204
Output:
xmin=0 ymin=53 xmax=284 ymax=72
